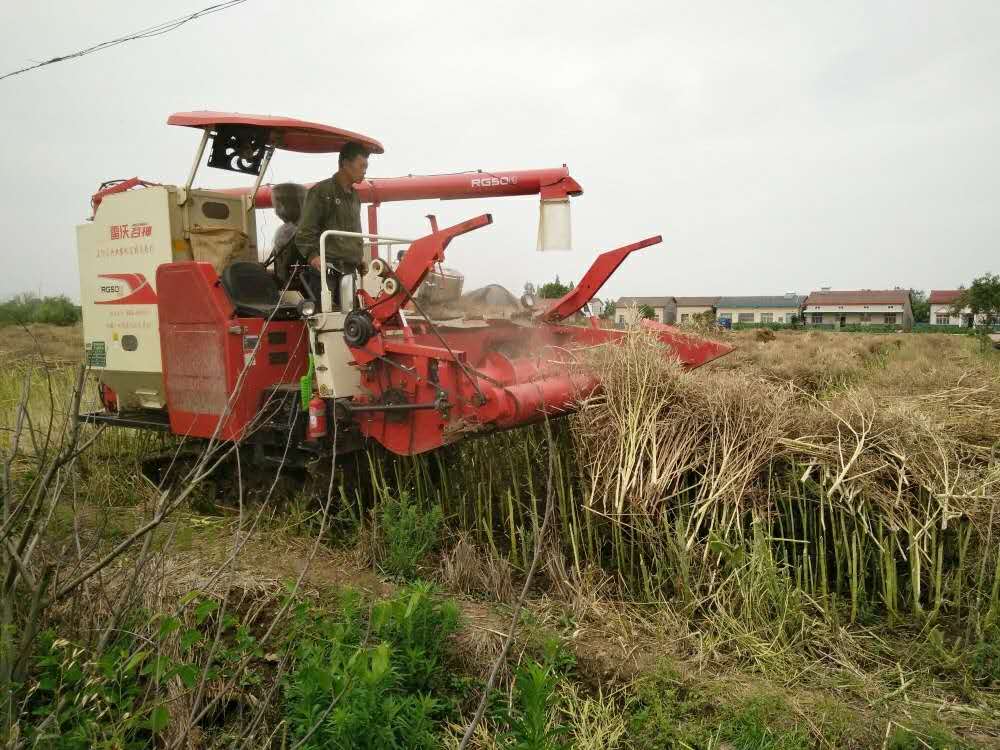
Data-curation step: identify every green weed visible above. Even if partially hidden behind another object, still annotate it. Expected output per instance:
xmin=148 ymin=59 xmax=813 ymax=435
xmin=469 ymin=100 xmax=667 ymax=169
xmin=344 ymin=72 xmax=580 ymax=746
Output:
xmin=20 ymin=594 xmax=257 ymax=748
xmin=25 ymin=631 xmax=158 ymax=749
xmin=378 ymin=490 xmax=444 ymax=579
xmin=502 ymin=662 xmax=568 ymax=750
xmin=719 ymin=696 xmax=810 ymax=750
xmin=283 ymin=583 xmax=460 ymax=749
xmin=967 ymin=632 xmax=1000 ymax=687
xmin=886 ymin=722 xmax=971 ymax=750
xmin=629 ymin=667 xmax=815 ymax=750
xmin=629 ymin=665 xmax=716 ymax=749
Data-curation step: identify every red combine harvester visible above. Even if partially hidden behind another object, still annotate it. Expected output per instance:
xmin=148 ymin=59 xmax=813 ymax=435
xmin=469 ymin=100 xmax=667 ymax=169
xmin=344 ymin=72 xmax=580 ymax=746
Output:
xmin=77 ymin=112 xmax=731 ymax=461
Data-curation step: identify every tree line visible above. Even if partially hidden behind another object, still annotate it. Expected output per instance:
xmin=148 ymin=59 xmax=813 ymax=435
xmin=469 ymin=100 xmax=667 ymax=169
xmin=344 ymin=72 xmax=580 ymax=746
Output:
xmin=0 ymin=293 xmax=81 ymax=326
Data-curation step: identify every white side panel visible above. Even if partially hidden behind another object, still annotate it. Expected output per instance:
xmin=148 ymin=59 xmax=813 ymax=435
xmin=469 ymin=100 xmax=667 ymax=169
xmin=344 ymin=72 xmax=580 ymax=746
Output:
xmin=311 ymin=314 xmax=364 ymax=398
xmin=78 ymin=187 xmax=174 ymax=407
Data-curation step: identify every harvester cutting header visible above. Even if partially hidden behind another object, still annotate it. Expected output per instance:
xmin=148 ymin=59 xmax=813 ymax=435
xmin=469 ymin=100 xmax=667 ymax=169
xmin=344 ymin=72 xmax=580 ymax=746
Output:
xmin=78 ymin=112 xmax=731 ymax=460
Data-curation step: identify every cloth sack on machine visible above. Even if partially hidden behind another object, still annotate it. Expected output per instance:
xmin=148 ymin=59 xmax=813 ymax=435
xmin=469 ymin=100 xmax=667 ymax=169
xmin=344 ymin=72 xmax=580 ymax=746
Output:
xmin=269 ymin=183 xmax=307 ymax=285
xmin=189 ymin=225 xmax=251 ymax=274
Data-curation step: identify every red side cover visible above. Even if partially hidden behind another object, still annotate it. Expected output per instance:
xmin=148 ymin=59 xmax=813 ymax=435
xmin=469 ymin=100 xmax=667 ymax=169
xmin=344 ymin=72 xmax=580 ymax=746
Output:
xmin=156 ymin=262 xmax=308 ymax=441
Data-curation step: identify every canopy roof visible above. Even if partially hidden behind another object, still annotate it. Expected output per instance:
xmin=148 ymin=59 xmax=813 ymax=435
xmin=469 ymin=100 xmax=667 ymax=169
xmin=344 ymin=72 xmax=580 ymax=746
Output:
xmin=167 ymin=111 xmax=384 ymax=155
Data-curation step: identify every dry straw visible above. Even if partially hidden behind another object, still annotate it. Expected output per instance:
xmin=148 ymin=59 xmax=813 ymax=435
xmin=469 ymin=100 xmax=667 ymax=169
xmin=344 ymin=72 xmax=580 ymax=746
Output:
xmin=567 ymin=327 xmax=1000 ymax=642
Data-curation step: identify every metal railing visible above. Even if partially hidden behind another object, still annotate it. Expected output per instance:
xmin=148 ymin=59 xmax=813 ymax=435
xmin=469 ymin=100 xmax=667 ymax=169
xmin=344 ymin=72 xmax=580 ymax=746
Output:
xmin=318 ymin=229 xmax=415 ymax=313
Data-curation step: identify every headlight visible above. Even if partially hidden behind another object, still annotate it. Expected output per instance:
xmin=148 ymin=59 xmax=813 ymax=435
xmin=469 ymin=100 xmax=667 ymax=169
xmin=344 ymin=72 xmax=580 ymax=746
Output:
xmin=298 ymin=299 xmax=317 ymax=317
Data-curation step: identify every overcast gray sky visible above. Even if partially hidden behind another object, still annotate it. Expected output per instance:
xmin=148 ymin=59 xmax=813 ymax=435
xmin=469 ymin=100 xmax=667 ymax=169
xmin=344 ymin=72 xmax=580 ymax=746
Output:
xmin=1 ymin=0 xmax=997 ymax=302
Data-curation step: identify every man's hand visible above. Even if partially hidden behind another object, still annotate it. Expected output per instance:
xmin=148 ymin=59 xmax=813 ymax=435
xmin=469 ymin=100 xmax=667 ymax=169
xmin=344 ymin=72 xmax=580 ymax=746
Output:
xmin=308 ymin=256 xmax=366 ymax=275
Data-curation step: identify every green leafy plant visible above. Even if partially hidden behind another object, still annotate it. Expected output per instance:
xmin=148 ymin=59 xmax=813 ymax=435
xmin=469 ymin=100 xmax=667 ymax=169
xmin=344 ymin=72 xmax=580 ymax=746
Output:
xmin=283 ymin=585 xmax=460 ymax=749
xmin=379 ymin=490 xmax=443 ymax=579
xmin=538 ymin=635 xmax=577 ymax=678
xmin=25 ymin=631 xmax=156 ymax=749
xmin=503 ymin=661 xmax=567 ymax=750
xmin=20 ymin=595 xmax=264 ymax=748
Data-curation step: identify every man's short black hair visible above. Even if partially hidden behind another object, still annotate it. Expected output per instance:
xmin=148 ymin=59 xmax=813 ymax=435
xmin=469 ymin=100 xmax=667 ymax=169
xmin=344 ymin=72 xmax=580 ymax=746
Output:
xmin=339 ymin=141 xmax=369 ymax=167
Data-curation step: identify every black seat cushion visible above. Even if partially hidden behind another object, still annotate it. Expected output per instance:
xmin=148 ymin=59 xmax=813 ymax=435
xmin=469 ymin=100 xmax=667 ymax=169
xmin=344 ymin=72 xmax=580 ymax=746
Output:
xmin=220 ymin=261 xmax=297 ymax=319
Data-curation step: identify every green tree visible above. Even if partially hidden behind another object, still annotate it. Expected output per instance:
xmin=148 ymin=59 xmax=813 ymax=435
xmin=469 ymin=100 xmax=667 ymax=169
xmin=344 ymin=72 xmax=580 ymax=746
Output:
xmin=953 ymin=273 xmax=1000 ymax=351
xmin=538 ymin=276 xmax=573 ymax=299
xmin=953 ymin=273 xmax=1000 ymax=319
xmin=600 ymin=300 xmax=616 ymax=320
xmin=638 ymin=304 xmax=656 ymax=320
xmin=910 ymin=290 xmax=930 ymax=324
xmin=0 ymin=293 xmax=81 ymax=326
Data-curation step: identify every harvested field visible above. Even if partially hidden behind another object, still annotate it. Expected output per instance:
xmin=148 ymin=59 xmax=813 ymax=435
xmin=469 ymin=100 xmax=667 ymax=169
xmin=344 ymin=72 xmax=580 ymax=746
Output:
xmin=3 ymin=324 xmax=999 ymax=748
xmin=0 ymin=322 xmax=82 ymax=363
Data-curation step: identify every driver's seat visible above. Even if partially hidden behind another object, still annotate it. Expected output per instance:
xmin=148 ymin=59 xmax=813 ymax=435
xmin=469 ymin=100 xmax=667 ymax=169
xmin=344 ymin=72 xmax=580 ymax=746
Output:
xmin=220 ymin=261 xmax=299 ymax=320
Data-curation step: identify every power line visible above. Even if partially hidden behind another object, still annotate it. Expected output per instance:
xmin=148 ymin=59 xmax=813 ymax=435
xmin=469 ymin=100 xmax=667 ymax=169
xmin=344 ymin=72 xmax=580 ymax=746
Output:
xmin=0 ymin=0 xmax=250 ymax=82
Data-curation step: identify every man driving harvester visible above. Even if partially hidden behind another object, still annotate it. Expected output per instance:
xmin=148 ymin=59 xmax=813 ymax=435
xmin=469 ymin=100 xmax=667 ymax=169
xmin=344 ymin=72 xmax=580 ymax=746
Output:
xmin=294 ymin=141 xmax=371 ymax=305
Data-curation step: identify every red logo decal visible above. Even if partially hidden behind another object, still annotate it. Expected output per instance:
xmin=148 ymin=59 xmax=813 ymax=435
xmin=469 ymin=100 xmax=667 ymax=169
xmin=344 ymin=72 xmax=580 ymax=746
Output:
xmin=95 ymin=273 xmax=158 ymax=305
xmin=110 ymin=223 xmax=153 ymax=240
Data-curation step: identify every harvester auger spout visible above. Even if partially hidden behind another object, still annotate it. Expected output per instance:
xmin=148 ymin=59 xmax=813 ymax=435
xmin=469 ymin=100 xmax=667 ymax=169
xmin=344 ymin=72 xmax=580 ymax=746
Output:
xmin=336 ymin=219 xmax=733 ymax=456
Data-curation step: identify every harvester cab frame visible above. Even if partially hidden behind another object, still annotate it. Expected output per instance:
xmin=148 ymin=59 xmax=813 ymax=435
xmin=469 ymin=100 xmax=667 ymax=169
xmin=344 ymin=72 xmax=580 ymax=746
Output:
xmin=78 ymin=111 xmax=732 ymax=462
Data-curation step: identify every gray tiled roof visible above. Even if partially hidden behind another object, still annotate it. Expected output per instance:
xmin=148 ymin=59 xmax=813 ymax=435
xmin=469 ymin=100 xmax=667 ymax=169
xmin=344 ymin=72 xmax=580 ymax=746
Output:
xmin=615 ymin=296 xmax=674 ymax=307
xmin=673 ymin=296 xmax=720 ymax=307
xmin=716 ymin=295 xmax=805 ymax=309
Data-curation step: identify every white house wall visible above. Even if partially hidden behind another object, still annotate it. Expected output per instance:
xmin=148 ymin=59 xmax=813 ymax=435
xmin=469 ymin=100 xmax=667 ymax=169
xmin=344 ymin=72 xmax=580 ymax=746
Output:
xmin=930 ymin=303 xmax=986 ymax=326
xmin=716 ymin=307 xmax=800 ymax=324
xmin=614 ymin=305 xmax=668 ymax=325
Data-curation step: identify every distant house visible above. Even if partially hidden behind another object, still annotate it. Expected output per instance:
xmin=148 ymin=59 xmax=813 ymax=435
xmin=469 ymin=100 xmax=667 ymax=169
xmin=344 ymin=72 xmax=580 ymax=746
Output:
xmin=802 ymin=289 xmax=913 ymax=329
xmin=928 ymin=290 xmax=981 ymax=327
xmin=614 ymin=296 xmax=674 ymax=325
xmin=715 ymin=294 xmax=805 ymax=325
xmin=674 ymin=296 xmax=720 ymax=325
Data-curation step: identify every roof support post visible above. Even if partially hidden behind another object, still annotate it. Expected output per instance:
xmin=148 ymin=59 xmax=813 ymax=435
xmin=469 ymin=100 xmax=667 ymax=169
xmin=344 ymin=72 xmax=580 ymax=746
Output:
xmin=247 ymin=146 xmax=275 ymax=211
xmin=179 ymin=128 xmax=211 ymax=205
